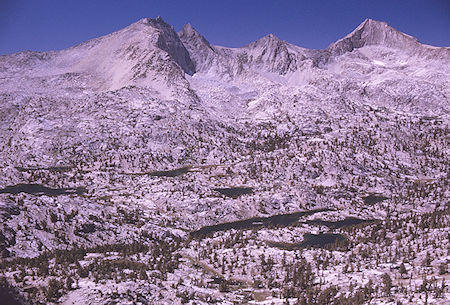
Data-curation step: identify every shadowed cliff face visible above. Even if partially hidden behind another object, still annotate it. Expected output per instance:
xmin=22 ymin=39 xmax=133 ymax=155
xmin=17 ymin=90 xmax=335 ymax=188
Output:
xmin=146 ymin=17 xmax=196 ymax=75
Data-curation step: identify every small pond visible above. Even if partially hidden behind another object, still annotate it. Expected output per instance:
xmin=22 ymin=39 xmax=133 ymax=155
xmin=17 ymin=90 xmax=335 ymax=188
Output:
xmin=363 ymin=194 xmax=389 ymax=204
xmin=0 ymin=284 xmax=26 ymax=305
xmin=213 ymin=187 xmax=253 ymax=198
xmin=149 ymin=167 xmax=190 ymax=177
xmin=304 ymin=217 xmax=373 ymax=229
xmin=0 ymin=184 xmax=86 ymax=196
xmin=126 ymin=167 xmax=190 ymax=177
xmin=300 ymin=233 xmax=346 ymax=248
xmin=15 ymin=166 xmax=72 ymax=173
xmin=190 ymin=208 xmax=331 ymax=238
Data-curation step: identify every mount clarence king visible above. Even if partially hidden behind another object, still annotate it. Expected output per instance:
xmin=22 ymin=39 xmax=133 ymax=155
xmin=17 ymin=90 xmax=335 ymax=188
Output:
xmin=0 ymin=17 xmax=448 ymax=304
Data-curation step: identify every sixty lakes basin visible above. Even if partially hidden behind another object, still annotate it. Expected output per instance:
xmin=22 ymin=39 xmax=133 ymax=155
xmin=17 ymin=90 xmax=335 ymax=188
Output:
xmin=190 ymin=208 xmax=375 ymax=249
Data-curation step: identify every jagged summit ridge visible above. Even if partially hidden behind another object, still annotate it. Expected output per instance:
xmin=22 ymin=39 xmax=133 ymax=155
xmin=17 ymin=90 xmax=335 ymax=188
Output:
xmin=1 ymin=16 xmax=448 ymax=93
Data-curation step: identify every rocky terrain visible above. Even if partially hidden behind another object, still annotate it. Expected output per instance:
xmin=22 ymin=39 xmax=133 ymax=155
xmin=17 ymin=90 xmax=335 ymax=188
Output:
xmin=0 ymin=17 xmax=448 ymax=304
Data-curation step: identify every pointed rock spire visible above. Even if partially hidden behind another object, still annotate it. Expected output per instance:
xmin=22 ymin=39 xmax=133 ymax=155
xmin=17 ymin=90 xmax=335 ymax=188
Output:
xmin=178 ymin=23 xmax=212 ymax=50
xmin=179 ymin=23 xmax=197 ymax=37
xmin=178 ymin=23 xmax=215 ymax=71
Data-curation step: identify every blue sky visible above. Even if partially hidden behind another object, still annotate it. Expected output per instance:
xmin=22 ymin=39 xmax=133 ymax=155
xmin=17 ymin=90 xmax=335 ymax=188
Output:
xmin=0 ymin=0 xmax=449 ymax=55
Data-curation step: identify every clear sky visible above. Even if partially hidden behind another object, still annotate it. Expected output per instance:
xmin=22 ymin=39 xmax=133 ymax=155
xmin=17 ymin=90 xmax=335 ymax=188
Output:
xmin=0 ymin=0 xmax=449 ymax=55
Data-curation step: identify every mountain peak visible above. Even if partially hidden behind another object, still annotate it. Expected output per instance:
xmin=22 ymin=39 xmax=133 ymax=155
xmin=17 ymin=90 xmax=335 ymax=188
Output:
xmin=137 ymin=16 xmax=173 ymax=30
xmin=328 ymin=19 xmax=419 ymax=55
xmin=263 ymin=33 xmax=281 ymax=41
xmin=359 ymin=18 xmax=387 ymax=29
xmin=179 ymin=23 xmax=197 ymax=37
xmin=178 ymin=23 xmax=214 ymax=72
xmin=247 ymin=33 xmax=284 ymax=50
xmin=352 ymin=18 xmax=397 ymax=39
xmin=128 ymin=17 xmax=195 ymax=75
xmin=178 ymin=23 xmax=212 ymax=47
xmin=243 ymin=33 xmax=297 ymax=75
